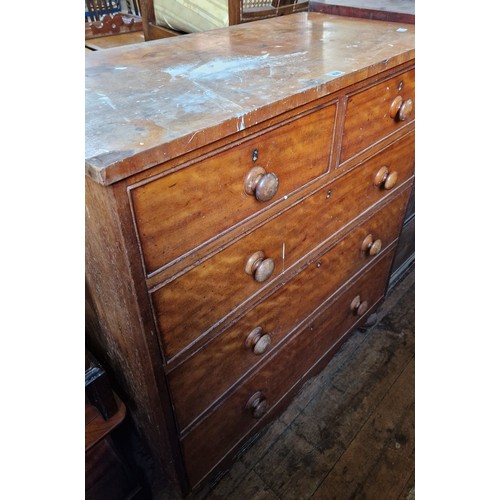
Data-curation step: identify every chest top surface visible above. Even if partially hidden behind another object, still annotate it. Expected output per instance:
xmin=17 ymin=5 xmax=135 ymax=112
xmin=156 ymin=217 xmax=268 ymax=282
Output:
xmin=85 ymin=12 xmax=414 ymax=185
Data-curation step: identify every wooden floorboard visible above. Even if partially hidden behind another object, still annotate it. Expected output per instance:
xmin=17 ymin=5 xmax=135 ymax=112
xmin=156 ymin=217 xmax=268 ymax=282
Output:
xmin=312 ymin=358 xmax=415 ymax=499
xmin=398 ymin=469 xmax=415 ymax=500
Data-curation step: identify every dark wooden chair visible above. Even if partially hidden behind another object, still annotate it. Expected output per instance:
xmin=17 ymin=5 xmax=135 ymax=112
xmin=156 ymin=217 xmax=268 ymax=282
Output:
xmin=137 ymin=0 xmax=309 ymax=41
xmin=86 ymin=0 xmax=144 ymax=40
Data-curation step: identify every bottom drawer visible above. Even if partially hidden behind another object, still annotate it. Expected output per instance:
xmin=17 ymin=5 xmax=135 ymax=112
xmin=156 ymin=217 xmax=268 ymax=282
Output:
xmin=181 ymin=248 xmax=396 ymax=487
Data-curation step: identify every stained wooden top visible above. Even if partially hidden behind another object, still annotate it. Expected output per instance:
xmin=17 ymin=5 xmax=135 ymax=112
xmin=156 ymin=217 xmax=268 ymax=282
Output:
xmin=310 ymin=0 xmax=415 ymax=24
xmin=85 ymin=12 xmax=414 ymax=185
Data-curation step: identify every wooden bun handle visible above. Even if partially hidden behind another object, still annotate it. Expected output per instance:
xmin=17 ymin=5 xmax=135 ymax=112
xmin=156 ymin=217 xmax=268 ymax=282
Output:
xmin=361 ymin=234 xmax=382 ymax=256
xmin=390 ymin=96 xmax=413 ymax=121
xmin=374 ymin=166 xmax=398 ymax=190
xmin=245 ymin=391 xmax=269 ymax=418
xmin=245 ymin=327 xmax=272 ymax=355
xmin=245 ymin=251 xmax=275 ymax=283
xmin=244 ymin=166 xmax=279 ymax=202
xmin=350 ymin=295 xmax=369 ymax=316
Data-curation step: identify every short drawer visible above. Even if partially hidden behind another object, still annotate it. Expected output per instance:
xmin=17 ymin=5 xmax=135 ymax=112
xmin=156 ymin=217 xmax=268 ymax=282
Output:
xmin=130 ymin=103 xmax=337 ymax=276
xmin=181 ymin=249 xmax=396 ymax=488
xmin=340 ymin=67 xmax=414 ymax=164
xmin=167 ymin=187 xmax=410 ymax=431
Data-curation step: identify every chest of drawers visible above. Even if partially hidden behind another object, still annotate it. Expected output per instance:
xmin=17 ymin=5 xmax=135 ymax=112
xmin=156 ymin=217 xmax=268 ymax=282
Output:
xmin=85 ymin=12 xmax=415 ymax=495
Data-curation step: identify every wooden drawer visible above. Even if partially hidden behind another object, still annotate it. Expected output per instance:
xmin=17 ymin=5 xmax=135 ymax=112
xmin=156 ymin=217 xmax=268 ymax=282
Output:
xmin=129 ymin=103 xmax=337 ymax=277
xmin=181 ymin=249 xmax=396 ymax=487
xmin=332 ymin=130 xmax=414 ymax=225
xmin=340 ymin=67 xmax=414 ymax=164
xmin=151 ymin=132 xmax=414 ymax=360
xmin=167 ymin=188 xmax=410 ymax=431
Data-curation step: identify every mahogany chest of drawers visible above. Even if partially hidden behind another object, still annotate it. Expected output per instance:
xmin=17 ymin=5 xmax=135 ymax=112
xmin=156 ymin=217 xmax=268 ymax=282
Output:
xmin=85 ymin=12 xmax=415 ymax=495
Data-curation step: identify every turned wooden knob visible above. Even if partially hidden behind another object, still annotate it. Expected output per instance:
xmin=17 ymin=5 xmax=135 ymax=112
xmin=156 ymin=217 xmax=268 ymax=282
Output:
xmin=389 ymin=96 xmax=413 ymax=121
xmin=399 ymin=98 xmax=413 ymax=121
xmin=244 ymin=166 xmax=279 ymax=202
xmin=245 ymin=251 xmax=275 ymax=282
xmin=361 ymin=234 xmax=382 ymax=256
xmin=245 ymin=391 xmax=269 ymax=419
xmin=374 ymin=166 xmax=398 ymax=190
xmin=350 ymin=295 xmax=369 ymax=316
xmin=245 ymin=327 xmax=272 ymax=355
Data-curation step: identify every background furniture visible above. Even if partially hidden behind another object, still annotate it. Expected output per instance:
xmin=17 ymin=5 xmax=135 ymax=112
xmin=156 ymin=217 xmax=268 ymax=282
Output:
xmin=85 ymin=0 xmax=146 ymax=51
xmin=85 ymin=351 xmax=145 ymax=500
xmin=138 ymin=0 xmax=309 ymax=40
xmin=85 ymin=12 xmax=414 ymax=496
xmin=309 ymin=0 xmax=415 ymax=24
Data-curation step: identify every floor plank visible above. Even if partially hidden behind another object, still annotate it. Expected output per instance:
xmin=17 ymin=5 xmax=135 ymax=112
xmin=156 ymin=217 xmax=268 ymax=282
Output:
xmin=398 ymin=469 xmax=415 ymax=500
xmin=312 ymin=358 xmax=415 ymax=499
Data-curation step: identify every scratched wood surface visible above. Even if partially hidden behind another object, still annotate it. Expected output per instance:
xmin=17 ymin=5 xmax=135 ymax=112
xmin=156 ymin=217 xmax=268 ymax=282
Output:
xmin=310 ymin=0 xmax=415 ymax=24
xmin=85 ymin=12 xmax=414 ymax=185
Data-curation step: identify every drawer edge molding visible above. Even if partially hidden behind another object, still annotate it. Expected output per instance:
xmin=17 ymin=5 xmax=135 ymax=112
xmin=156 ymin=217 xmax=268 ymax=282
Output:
xmin=191 ymin=297 xmax=384 ymax=489
xmin=161 ymin=181 xmax=414 ymax=369
xmin=181 ymin=249 xmax=395 ymax=487
xmin=128 ymin=100 xmax=339 ymax=281
xmin=174 ymin=241 xmax=399 ymax=437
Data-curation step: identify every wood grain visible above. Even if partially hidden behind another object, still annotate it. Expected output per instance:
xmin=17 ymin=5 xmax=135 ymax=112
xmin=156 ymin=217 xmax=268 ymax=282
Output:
xmin=85 ymin=13 xmax=414 ymax=185
xmin=312 ymin=358 xmax=414 ymax=499
xmin=310 ymin=0 xmax=415 ymax=24
xmin=340 ymin=67 xmax=415 ymax=164
xmin=181 ymin=250 xmax=395 ymax=487
xmin=85 ymin=177 xmax=189 ymax=493
xmin=85 ymin=399 xmax=126 ymax=451
xmin=85 ymin=13 xmax=415 ymax=495
xmin=168 ymin=188 xmax=411 ymax=432
xmin=150 ymin=131 xmax=413 ymax=360
xmin=130 ymin=102 xmax=336 ymax=275
xmin=85 ymin=31 xmax=145 ymax=50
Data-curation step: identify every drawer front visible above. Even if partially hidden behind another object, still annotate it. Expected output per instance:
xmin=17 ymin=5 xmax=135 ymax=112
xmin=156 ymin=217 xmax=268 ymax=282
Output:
xmin=168 ymin=188 xmax=410 ymax=431
xmin=332 ymin=131 xmax=414 ymax=227
xmin=151 ymin=132 xmax=413 ymax=360
xmin=130 ymin=103 xmax=337 ymax=276
xmin=340 ymin=67 xmax=414 ymax=164
xmin=181 ymin=249 xmax=395 ymax=487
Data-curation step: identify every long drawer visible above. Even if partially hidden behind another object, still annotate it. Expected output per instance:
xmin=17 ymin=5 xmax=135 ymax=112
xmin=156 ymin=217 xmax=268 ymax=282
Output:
xmin=129 ymin=102 xmax=337 ymax=277
xmin=151 ymin=131 xmax=414 ymax=360
xmin=340 ymin=67 xmax=414 ymax=164
xmin=167 ymin=187 xmax=411 ymax=431
xmin=181 ymin=248 xmax=396 ymax=487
